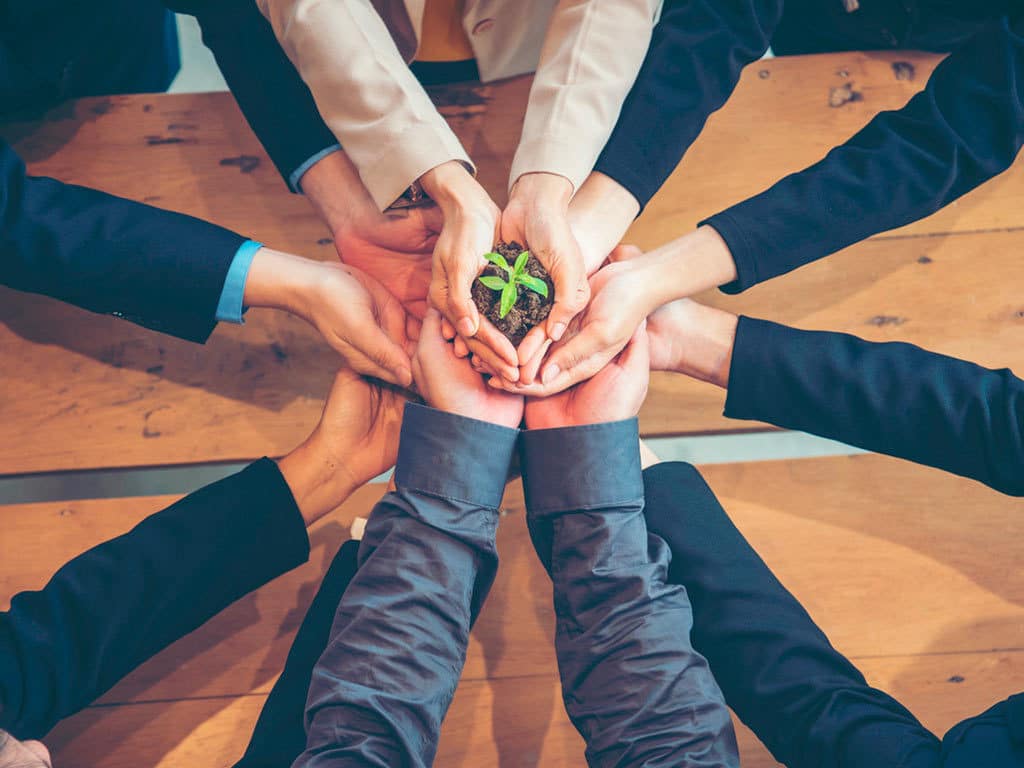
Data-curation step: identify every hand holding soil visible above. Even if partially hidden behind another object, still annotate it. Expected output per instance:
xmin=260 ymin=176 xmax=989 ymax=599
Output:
xmin=471 ymin=242 xmax=555 ymax=347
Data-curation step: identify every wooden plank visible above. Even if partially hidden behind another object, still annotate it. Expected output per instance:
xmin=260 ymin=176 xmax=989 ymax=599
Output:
xmin=3 ymin=49 xmax=1023 ymax=467
xmin=45 ymin=651 xmax=1024 ymax=767
xmin=3 ymin=455 xmax=1022 ymax=709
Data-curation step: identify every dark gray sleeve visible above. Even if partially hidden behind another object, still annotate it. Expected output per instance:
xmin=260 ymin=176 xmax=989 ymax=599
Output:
xmin=520 ymin=419 xmax=739 ymax=767
xmin=293 ymin=403 xmax=519 ymax=768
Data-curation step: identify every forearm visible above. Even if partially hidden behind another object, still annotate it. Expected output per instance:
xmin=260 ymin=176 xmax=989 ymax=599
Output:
xmin=642 ymin=461 xmax=941 ymax=768
xmin=704 ymin=15 xmax=1024 ymax=293
xmin=257 ymin=0 xmax=471 ymax=209
xmin=724 ymin=317 xmax=1024 ymax=496
xmin=0 ymin=460 xmax=310 ymax=739
xmin=295 ymin=404 xmax=517 ymax=768
xmin=510 ymin=0 xmax=661 ymax=193
xmin=594 ymin=0 xmax=782 ymax=208
xmin=165 ymin=0 xmax=338 ymax=190
xmin=521 ymin=419 xmax=737 ymax=767
xmin=0 ymin=141 xmax=242 ymax=343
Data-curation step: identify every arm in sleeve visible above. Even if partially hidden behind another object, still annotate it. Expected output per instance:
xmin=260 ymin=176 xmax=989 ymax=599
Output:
xmin=293 ymin=403 xmax=518 ymax=768
xmin=704 ymin=14 xmax=1024 ymax=293
xmin=520 ymin=418 xmax=739 ymax=767
xmin=0 ymin=140 xmax=245 ymax=343
xmin=642 ymin=461 xmax=941 ymax=768
xmin=510 ymin=0 xmax=663 ymax=193
xmin=593 ymin=0 xmax=783 ymax=209
xmin=163 ymin=0 xmax=341 ymax=192
xmin=725 ymin=316 xmax=1024 ymax=496
xmin=255 ymin=0 xmax=472 ymax=209
xmin=0 ymin=459 xmax=310 ymax=739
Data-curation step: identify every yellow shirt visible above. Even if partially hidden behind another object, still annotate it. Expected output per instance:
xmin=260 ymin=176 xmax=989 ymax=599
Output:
xmin=416 ymin=0 xmax=474 ymax=62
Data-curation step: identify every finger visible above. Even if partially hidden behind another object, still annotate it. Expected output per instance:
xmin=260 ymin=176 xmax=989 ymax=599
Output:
xmin=609 ymin=243 xmax=645 ymax=263
xmin=445 ymin=254 xmax=481 ymax=339
xmin=539 ymin=321 xmax=622 ymax=388
xmin=518 ymin=337 xmax=551 ymax=386
xmin=494 ymin=354 xmax=603 ymax=397
xmin=474 ymin=316 xmax=520 ymax=367
xmin=352 ymin=328 xmax=414 ymax=388
xmin=453 ymin=335 xmax=470 ymax=358
xmin=515 ymin=324 xmax=548 ymax=367
xmin=441 ymin=316 xmax=457 ymax=341
xmin=472 ymin=355 xmax=501 ymax=378
xmin=464 ymin=335 xmax=519 ymax=382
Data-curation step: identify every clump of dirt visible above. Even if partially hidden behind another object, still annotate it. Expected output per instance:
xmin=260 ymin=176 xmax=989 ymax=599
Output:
xmin=471 ymin=241 xmax=554 ymax=346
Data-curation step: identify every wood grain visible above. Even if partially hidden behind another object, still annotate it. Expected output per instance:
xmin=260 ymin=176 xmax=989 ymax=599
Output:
xmin=3 ymin=455 xmax=1021 ymax=715
xmin=3 ymin=51 xmax=1023 ymax=471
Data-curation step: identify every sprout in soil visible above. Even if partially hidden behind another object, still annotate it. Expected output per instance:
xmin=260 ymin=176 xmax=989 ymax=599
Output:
xmin=477 ymin=250 xmax=549 ymax=318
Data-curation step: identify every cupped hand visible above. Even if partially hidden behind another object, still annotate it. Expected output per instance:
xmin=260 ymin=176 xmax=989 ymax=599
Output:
xmin=492 ymin=244 xmax=660 ymax=397
xmin=524 ymin=322 xmax=651 ymax=429
xmin=413 ymin=309 xmax=524 ymax=428
xmin=501 ymin=172 xmax=590 ymax=366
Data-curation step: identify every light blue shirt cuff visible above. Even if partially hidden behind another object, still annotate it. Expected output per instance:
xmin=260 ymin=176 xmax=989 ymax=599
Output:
xmin=215 ymin=240 xmax=263 ymax=324
xmin=289 ymin=144 xmax=342 ymax=193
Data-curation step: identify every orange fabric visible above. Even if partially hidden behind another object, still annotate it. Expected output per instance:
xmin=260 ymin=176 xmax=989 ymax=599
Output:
xmin=416 ymin=0 xmax=474 ymax=62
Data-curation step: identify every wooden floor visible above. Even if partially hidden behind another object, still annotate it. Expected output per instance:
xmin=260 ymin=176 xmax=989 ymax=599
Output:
xmin=0 ymin=454 xmax=1018 ymax=766
xmin=2 ymin=47 xmax=1023 ymax=766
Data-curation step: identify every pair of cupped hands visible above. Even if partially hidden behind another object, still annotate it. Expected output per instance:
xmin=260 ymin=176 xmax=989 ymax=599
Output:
xmin=308 ymin=159 xmax=672 ymax=402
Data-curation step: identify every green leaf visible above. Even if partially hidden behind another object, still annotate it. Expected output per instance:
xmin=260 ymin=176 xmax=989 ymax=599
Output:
xmin=484 ymin=251 xmax=511 ymax=272
xmin=499 ymin=281 xmax=518 ymax=318
xmin=516 ymin=274 xmax=549 ymax=298
xmin=478 ymin=275 xmax=508 ymax=291
xmin=513 ymin=251 xmax=530 ymax=275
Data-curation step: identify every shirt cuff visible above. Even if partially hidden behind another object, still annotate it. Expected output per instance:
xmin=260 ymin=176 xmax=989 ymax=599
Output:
xmin=214 ymin=240 xmax=262 ymax=324
xmin=700 ymin=210 xmax=759 ymax=295
xmin=519 ymin=418 xmax=643 ymax=516
xmin=394 ymin=403 xmax=519 ymax=509
xmin=289 ymin=144 xmax=342 ymax=194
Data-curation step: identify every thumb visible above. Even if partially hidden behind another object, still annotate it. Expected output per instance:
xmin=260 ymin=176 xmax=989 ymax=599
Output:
xmin=351 ymin=325 xmax=413 ymax=387
xmin=546 ymin=254 xmax=590 ymax=343
xmin=609 ymin=243 xmax=645 ymax=263
xmin=540 ymin=320 xmax=615 ymax=387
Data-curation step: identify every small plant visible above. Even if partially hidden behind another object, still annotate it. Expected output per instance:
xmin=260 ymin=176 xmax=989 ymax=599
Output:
xmin=477 ymin=249 xmax=549 ymax=318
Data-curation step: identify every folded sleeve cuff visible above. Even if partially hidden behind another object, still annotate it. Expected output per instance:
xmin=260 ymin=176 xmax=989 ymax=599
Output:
xmin=395 ymin=403 xmax=519 ymax=509
xmin=355 ymin=122 xmax=474 ymax=211
xmin=214 ymin=240 xmax=262 ymax=324
xmin=700 ymin=210 xmax=760 ymax=294
xmin=723 ymin=315 xmax=779 ymax=421
xmin=289 ymin=144 xmax=342 ymax=193
xmin=519 ymin=418 xmax=643 ymax=516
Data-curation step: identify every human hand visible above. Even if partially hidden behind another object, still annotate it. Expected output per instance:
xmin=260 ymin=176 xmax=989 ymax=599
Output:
xmin=501 ymin=172 xmax=590 ymax=365
xmin=566 ymin=171 xmax=641 ymax=275
xmin=413 ymin=309 xmax=524 ymax=428
xmin=277 ymin=368 xmax=408 ymax=526
xmin=647 ymin=297 xmax=738 ymax=388
xmin=0 ymin=730 xmax=51 ymax=768
xmin=244 ymin=248 xmax=414 ymax=387
xmin=301 ymin=150 xmax=442 ymax=319
xmin=524 ymin=322 xmax=650 ymax=429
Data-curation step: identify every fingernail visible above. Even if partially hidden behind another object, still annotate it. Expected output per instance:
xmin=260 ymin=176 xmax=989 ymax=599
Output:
xmin=541 ymin=364 xmax=560 ymax=385
xmin=550 ymin=322 xmax=567 ymax=341
xmin=457 ymin=317 xmax=476 ymax=337
xmin=487 ymin=376 xmax=503 ymax=388
xmin=400 ymin=368 xmax=413 ymax=386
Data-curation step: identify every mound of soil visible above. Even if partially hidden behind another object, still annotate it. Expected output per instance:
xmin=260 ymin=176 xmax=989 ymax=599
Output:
xmin=470 ymin=241 xmax=554 ymax=346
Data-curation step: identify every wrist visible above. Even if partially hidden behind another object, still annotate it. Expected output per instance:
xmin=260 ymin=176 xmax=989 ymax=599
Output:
xmin=509 ymin=172 xmax=573 ymax=210
xmin=649 ymin=225 xmax=739 ymax=306
xmin=418 ymin=160 xmax=477 ymax=209
xmin=673 ymin=303 xmax=738 ymax=388
xmin=242 ymin=247 xmax=323 ymax=318
xmin=276 ymin=434 xmax=357 ymax=527
xmin=300 ymin=150 xmax=372 ymax=235
xmin=568 ymin=172 xmax=641 ymax=273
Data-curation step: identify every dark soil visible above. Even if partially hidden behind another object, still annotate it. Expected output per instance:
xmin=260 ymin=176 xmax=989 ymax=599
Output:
xmin=471 ymin=241 xmax=554 ymax=346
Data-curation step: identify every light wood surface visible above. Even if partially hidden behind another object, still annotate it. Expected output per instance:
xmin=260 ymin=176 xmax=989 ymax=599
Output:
xmin=2 ymin=50 xmax=1024 ymax=472
xmin=0 ymin=454 xmax=1017 ymax=765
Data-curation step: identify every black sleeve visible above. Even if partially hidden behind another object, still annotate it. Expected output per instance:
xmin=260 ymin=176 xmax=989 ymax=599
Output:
xmin=165 ymin=0 xmax=340 ymax=191
xmin=0 ymin=140 xmax=245 ymax=343
xmin=593 ymin=0 xmax=783 ymax=209
xmin=0 ymin=459 xmax=311 ymax=740
xmin=704 ymin=14 xmax=1024 ymax=293
xmin=724 ymin=316 xmax=1024 ymax=496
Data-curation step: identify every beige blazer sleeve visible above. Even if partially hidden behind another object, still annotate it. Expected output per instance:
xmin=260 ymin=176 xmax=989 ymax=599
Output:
xmin=256 ymin=0 xmax=473 ymax=210
xmin=509 ymin=0 xmax=662 ymax=193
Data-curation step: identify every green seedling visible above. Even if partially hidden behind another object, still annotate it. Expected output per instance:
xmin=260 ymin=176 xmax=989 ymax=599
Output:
xmin=477 ymin=250 xmax=549 ymax=318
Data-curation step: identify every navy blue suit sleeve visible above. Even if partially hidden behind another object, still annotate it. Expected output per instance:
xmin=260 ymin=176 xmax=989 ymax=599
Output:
xmin=642 ymin=461 xmax=941 ymax=768
xmin=521 ymin=419 xmax=739 ymax=767
xmin=725 ymin=316 xmax=1024 ymax=496
xmin=164 ymin=0 xmax=339 ymax=190
xmin=704 ymin=14 xmax=1024 ymax=292
xmin=294 ymin=404 xmax=518 ymax=768
xmin=594 ymin=0 xmax=782 ymax=209
xmin=0 ymin=459 xmax=310 ymax=739
xmin=0 ymin=139 xmax=244 ymax=343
